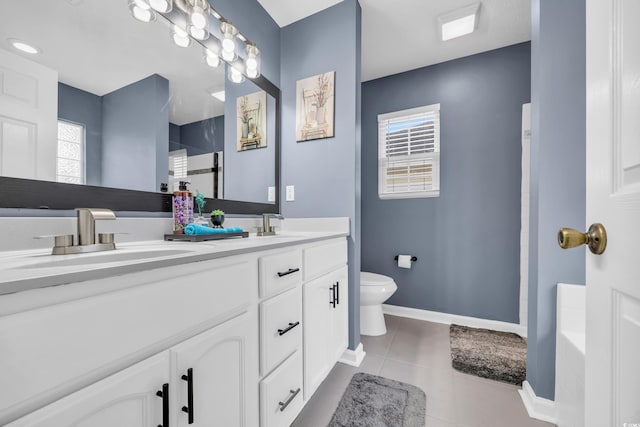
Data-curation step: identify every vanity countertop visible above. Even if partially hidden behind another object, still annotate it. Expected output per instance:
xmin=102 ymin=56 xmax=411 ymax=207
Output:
xmin=0 ymin=231 xmax=348 ymax=297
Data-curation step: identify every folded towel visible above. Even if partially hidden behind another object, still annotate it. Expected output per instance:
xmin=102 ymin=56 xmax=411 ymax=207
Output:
xmin=184 ymin=224 xmax=244 ymax=235
xmin=184 ymin=223 xmax=225 ymax=235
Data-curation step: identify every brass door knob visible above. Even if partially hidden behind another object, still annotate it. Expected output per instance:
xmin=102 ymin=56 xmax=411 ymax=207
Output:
xmin=557 ymin=223 xmax=607 ymax=255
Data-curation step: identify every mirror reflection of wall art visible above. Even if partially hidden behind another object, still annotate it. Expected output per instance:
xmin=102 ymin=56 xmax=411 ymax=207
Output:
xmin=296 ymin=71 xmax=335 ymax=142
xmin=237 ymin=90 xmax=267 ymax=151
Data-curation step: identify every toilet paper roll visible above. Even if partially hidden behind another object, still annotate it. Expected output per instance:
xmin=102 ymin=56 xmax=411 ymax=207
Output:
xmin=397 ymin=254 xmax=412 ymax=269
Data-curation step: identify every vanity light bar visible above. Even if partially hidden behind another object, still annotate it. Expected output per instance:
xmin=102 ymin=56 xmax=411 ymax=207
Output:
xmin=131 ymin=0 xmax=260 ymax=82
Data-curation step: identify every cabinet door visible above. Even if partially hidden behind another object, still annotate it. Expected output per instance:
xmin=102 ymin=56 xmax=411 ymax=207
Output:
xmin=171 ymin=311 xmax=259 ymax=427
xmin=302 ymin=275 xmax=332 ymax=399
xmin=7 ymin=352 xmax=170 ymax=427
xmin=329 ymin=266 xmax=349 ymax=365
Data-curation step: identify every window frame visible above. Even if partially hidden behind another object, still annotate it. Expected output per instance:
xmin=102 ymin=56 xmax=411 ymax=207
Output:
xmin=377 ymin=103 xmax=441 ymax=200
xmin=56 ymin=119 xmax=86 ymax=185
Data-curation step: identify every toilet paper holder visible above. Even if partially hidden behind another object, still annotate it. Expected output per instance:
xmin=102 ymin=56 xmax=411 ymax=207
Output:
xmin=394 ymin=255 xmax=418 ymax=262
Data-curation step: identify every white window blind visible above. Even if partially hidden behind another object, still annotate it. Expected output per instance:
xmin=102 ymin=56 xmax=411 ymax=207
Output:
xmin=378 ymin=104 xmax=440 ymax=199
xmin=56 ymin=120 xmax=85 ymax=184
xmin=169 ymin=149 xmax=188 ymax=191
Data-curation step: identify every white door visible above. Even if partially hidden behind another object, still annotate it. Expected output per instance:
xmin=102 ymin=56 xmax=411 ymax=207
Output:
xmin=0 ymin=48 xmax=57 ymax=181
xmin=171 ymin=312 xmax=259 ymax=427
xmin=585 ymin=0 xmax=640 ymax=425
xmin=7 ymin=352 xmax=170 ymax=427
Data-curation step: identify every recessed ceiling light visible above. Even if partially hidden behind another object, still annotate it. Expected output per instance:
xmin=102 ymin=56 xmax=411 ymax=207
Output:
xmin=438 ymin=3 xmax=481 ymax=41
xmin=8 ymin=39 xmax=40 ymax=54
xmin=210 ymin=90 xmax=225 ymax=102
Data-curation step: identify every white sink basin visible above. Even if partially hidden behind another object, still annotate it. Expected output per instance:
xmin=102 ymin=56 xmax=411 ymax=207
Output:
xmin=21 ymin=249 xmax=193 ymax=269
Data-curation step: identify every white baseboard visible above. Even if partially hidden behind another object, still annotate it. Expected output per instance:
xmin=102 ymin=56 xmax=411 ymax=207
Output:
xmin=518 ymin=381 xmax=557 ymax=424
xmin=382 ymin=304 xmax=527 ymax=337
xmin=338 ymin=343 xmax=366 ymax=367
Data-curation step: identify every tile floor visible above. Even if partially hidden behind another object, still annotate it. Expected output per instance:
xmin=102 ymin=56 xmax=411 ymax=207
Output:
xmin=292 ymin=315 xmax=555 ymax=427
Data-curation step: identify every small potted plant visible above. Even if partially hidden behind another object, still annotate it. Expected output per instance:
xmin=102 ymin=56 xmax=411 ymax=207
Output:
xmin=210 ymin=209 xmax=225 ymax=228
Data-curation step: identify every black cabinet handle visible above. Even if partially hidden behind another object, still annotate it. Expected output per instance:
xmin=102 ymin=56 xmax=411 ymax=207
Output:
xmin=277 ymin=321 xmax=300 ymax=336
xmin=330 ymin=285 xmax=336 ymax=308
xmin=278 ymin=388 xmax=301 ymax=412
xmin=277 ymin=267 xmax=300 ymax=277
xmin=156 ymin=383 xmax=169 ymax=427
xmin=335 ymin=281 xmax=340 ymax=305
xmin=181 ymin=368 xmax=194 ymax=424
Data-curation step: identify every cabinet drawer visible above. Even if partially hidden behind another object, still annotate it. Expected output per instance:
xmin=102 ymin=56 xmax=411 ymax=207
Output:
xmin=303 ymin=239 xmax=347 ymax=281
xmin=260 ymin=287 xmax=302 ymax=376
xmin=259 ymin=250 xmax=302 ymax=299
xmin=260 ymin=352 xmax=303 ymax=427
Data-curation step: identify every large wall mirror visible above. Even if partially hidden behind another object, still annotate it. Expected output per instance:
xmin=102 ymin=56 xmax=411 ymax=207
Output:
xmin=0 ymin=0 xmax=279 ymax=214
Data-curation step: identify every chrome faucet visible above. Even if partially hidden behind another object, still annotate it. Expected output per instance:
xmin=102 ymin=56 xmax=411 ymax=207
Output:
xmin=48 ymin=208 xmax=117 ymax=255
xmin=257 ymin=213 xmax=284 ymax=236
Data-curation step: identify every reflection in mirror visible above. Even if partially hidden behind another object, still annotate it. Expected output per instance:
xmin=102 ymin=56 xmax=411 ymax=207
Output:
xmin=0 ymin=0 xmax=275 ymax=205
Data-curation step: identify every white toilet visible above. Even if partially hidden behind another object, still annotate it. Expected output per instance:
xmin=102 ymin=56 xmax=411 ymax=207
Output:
xmin=360 ymin=272 xmax=398 ymax=336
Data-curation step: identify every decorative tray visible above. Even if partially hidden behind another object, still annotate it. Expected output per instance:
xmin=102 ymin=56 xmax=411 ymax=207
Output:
xmin=164 ymin=232 xmax=249 ymax=242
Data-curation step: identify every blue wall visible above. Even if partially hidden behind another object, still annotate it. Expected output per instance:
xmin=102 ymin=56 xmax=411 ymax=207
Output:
xmin=224 ymin=80 xmax=276 ymax=203
xmin=57 ymin=83 xmax=103 ymax=187
xmin=527 ymin=0 xmax=586 ymax=401
xmin=280 ymin=0 xmax=362 ymax=350
xmin=175 ymin=116 xmax=224 ymax=156
xmin=102 ymin=74 xmax=169 ymax=193
xmin=361 ymin=43 xmax=531 ymax=324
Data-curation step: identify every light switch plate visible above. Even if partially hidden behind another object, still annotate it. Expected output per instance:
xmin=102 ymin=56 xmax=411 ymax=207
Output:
xmin=268 ymin=186 xmax=276 ymax=202
xmin=286 ymin=185 xmax=295 ymax=201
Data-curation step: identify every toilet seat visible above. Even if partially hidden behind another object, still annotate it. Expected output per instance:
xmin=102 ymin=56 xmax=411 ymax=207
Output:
xmin=361 ymin=272 xmax=394 ymax=287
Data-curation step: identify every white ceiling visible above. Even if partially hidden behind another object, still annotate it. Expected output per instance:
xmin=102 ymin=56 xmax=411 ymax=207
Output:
xmin=0 ymin=0 xmax=226 ymax=125
xmin=258 ymin=0 xmax=531 ymax=82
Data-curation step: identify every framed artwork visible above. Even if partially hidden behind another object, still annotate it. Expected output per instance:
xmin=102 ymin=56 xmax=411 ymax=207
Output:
xmin=237 ymin=90 xmax=267 ymax=151
xmin=295 ymin=71 xmax=335 ymax=142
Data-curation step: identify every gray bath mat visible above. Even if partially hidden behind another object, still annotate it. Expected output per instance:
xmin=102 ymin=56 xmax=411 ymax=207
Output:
xmin=328 ymin=373 xmax=426 ymax=427
xmin=449 ymin=324 xmax=526 ymax=385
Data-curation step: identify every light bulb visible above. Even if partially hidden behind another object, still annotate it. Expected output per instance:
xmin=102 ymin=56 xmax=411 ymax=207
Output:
xmin=204 ymin=49 xmax=220 ymax=68
xmin=188 ymin=24 xmax=209 ymax=41
xmin=149 ymin=0 xmax=172 ymax=13
xmin=244 ymin=44 xmax=260 ymax=78
xmin=220 ymin=21 xmax=238 ymax=61
xmin=228 ymin=66 xmax=245 ymax=83
xmin=171 ymin=25 xmax=191 ymax=48
xmin=221 ymin=48 xmax=235 ymax=62
xmin=129 ymin=0 xmax=155 ymax=22
xmin=190 ymin=7 xmax=208 ymax=29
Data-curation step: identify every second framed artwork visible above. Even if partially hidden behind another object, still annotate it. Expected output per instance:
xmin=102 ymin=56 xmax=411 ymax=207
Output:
xmin=237 ymin=90 xmax=267 ymax=151
xmin=296 ymin=71 xmax=335 ymax=142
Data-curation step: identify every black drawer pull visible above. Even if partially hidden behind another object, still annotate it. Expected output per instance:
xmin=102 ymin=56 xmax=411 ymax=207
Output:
xmin=277 ymin=321 xmax=300 ymax=336
xmin=277 ymin=268 xmax=300 ymax=277
xmin=181 ymin=368 xmax=194 ymax=424
xmin=278 ymin=388 xmax=301 ymax=412
xmin=335 ymin=281 xmax=340 ymax=305
xmin=330 ymin=284 xmax=336 ymax=308
xmin=156 ymin=383 xmax=169 ymax=427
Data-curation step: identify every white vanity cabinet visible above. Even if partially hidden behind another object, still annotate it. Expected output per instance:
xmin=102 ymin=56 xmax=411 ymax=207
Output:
xmin=1 ymin=233 xmax=350 ymax=427
xmin=302 ymin=240 xmax=349 ymax=399
xmin=8 ymin=312 xmax=258 ymax=427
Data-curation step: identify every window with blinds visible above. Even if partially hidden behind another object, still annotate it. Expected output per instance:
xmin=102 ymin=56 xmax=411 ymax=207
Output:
xmin=56 ymin=120 xmax=85 ymax=184
xmin=169 ymin=149 xmax=188 ymax=191
xmin=378 ymin=104 xmax=440 ymax=199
